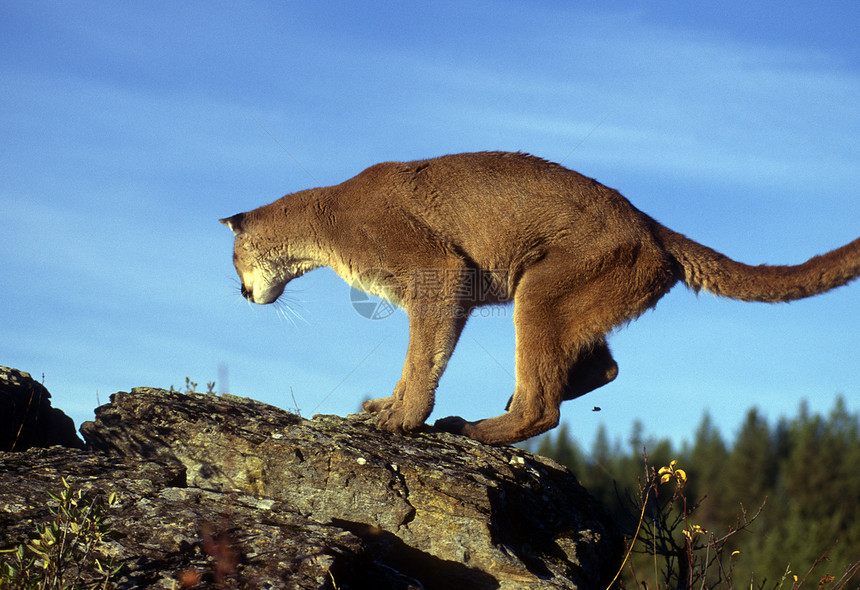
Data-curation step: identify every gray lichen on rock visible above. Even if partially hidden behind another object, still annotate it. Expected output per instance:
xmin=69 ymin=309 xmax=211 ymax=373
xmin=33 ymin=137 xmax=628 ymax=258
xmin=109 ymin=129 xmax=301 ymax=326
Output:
xmin=2 ymin=381 xmax=622 ymax=589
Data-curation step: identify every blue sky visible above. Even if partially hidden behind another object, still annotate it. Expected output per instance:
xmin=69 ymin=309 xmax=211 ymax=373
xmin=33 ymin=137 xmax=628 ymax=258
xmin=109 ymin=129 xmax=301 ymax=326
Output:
xmin=2 ymin=1 xmax=858 ymax=453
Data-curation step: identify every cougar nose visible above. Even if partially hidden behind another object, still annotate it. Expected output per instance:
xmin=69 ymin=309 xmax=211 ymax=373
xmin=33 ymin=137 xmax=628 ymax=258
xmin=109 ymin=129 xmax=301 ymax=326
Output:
xmin=240 ymin=284 xmax=252 ymax=300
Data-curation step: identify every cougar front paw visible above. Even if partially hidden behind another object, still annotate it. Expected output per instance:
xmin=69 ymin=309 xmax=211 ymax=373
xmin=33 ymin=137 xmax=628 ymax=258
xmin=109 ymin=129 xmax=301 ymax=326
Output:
xmin=375 ymin=404 xmax=427 ymax=435
xmin=362 ymin=395 xmax=397 ymax=414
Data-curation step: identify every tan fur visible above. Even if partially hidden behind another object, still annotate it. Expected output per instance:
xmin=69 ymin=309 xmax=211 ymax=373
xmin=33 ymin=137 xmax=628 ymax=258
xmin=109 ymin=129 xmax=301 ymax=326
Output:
xmin=221 ymin=152 xmax=860 ymax=445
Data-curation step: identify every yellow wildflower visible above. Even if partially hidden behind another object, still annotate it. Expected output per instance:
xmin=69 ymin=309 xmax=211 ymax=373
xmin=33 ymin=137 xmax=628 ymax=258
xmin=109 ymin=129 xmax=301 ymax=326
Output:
xmin=657 ymin=460 xmax=687 ymax=486
xmin=682 ymin=524 xmax=707 ymax=542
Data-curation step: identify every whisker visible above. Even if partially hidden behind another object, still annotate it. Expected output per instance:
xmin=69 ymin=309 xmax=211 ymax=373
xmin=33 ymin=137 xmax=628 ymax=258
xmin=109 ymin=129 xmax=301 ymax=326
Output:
xmin=272 ymin=291 xmax=309 ymax=328
xmin=225 ymin=277 xmax=253 ymax=311
xmin=272 ymin=300 xmax=292 ymax=326
xmin=224 ymin=276 xmax=308 ymax=327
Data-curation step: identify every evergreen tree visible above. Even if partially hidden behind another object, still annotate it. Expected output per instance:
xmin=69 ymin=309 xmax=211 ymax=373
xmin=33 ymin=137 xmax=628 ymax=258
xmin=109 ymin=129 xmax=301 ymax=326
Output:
xmin=687 ymin=411 xmax=729 ymax=524
xmin=724 ymin=408 xmax=775 ymax=509
xmin=536 ymin=422 xmax=582 ymax=474
xmin=530 ymin=398 xmax=860 ymax=589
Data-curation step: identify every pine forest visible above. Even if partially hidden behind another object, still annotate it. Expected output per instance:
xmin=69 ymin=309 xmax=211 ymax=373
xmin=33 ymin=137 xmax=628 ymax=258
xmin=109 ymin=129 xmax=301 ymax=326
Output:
xmin=527 ymin=396 xmax=860 ymax=589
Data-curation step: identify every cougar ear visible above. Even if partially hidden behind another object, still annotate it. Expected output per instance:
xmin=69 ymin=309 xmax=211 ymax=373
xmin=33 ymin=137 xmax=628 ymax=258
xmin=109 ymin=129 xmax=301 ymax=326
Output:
xmin=219 ymin=213 xmax=245 ymax=235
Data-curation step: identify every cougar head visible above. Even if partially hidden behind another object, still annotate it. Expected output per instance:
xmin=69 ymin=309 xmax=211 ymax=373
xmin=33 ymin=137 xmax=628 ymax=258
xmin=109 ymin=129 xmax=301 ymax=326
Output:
xmin=220 ymin=213 xmax=292 ymax=305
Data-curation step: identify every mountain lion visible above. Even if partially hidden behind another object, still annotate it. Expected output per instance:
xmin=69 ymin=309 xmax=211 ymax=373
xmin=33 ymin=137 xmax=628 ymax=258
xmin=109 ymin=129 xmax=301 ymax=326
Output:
xmin=221 ymin=152 xmax=860 ymax=444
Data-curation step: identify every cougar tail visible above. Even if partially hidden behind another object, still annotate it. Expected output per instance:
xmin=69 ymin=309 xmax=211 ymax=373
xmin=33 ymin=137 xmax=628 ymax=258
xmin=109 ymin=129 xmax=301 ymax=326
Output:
xmin=654 ymin=224 xmax=860 ymax=303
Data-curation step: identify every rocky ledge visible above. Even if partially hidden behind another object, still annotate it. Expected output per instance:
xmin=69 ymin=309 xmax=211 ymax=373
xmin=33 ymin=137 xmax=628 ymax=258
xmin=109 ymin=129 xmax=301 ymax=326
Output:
xmin=1 ymin=381 xmax=622 ymax=589
xmin=1 ymin=366 xmax=84 ymax=451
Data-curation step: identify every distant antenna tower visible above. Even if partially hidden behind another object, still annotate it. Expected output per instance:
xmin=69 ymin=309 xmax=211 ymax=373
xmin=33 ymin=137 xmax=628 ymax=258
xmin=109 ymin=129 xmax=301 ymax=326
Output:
xmin=217 ymin=363 xmax=229 ymax=395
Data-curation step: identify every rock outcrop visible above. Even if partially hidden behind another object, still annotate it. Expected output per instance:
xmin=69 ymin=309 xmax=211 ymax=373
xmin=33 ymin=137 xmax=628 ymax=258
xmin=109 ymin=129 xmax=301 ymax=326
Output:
xmin=0 ymin=366 xmax=84 ymax=451
xmin=1 ymin=383 xmax=622 ymax=589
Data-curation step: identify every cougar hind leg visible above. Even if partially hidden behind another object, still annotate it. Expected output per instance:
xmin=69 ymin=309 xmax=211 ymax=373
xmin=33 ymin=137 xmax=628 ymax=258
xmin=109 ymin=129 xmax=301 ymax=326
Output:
xmin=503 ymin=340 xmax=618 ymax=411
xmin=437 ymin=242 xmax=672 ymax=445
xmin=562 ymin=340 xmax=618 ymax=401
